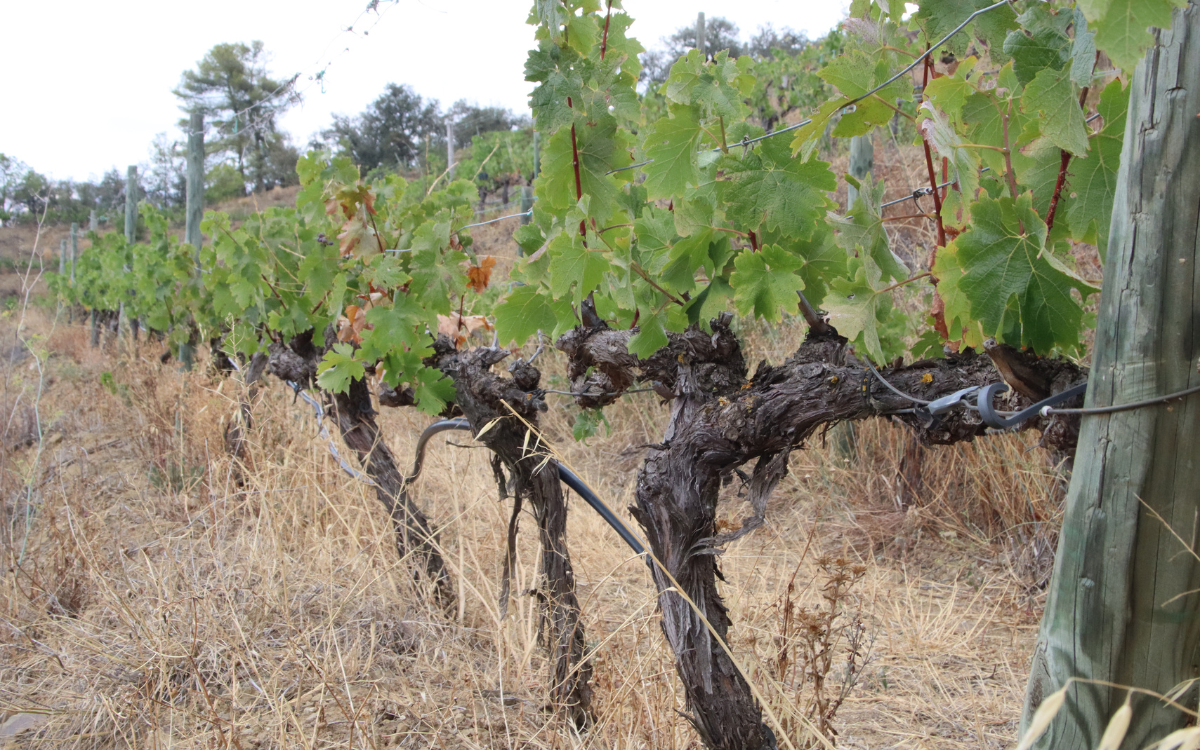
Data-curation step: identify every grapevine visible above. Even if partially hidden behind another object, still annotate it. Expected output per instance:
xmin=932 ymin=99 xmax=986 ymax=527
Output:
xmin=49 ymin=0 xmax=1189 ymax=745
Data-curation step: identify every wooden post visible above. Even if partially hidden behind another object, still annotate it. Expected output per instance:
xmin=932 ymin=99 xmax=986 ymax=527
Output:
xmin=118 ymin=165 xmax=137 ymax=349
xmin=180 ymin=113 xmax=204 ymax=371
xmin=533 ymin=130 xmax=541 ymax=179
xmin=69 ymin=222 xmax=77 ymax=284
xmin=68 ymin=222 xmax=78 ymax=322
xmin=88 ymin=209 xmax=97 ymax=232
xmin=446 ymin=119 xmax=455 ymax=179
xmin=185 ymin=112 xmax=204 ymax=259
xmin=696 ymin=12 xmax=706 ymax=58
xmin=846 ymin=134 xmax=874 ymax=209
xmin=1022 ymin=5 xmax=1200 ymax=749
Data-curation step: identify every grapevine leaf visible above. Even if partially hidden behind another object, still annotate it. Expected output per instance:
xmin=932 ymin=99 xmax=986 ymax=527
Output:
xmin=1022 ymin=66 xmax=1089 ymax=157
xmin=494 ymin=285 xmax=565 ymax=345
xmin=1082 ymin=0 xmax=1183 ymax=73
xmin=830 ymin=178 xmax=910 ymax=283
xmin=1003 ymin=28 xmax=1071 ymax=86
xmin=642 ymin=105 xmax=703 ymax=200
xmin=548 ymin=232 xmax=611 ymax=303
xmin=720 ymin=136 xmax=837 ymax=239
xmin=1066 ymin=78 xmax=1128 ymax=260
xmin=822 ymin=259 xmax=886 ymax=363
xmin=665 ymin=50 xmax=754 ymax=119
xmin=922 ymin=57 xmax=978 ymax=125
xmin=413 ymin=368 xmax=456 ymax=415
xmin=316 ymin=343 xmax=366 ymax=395
xmin=932 ymin=241 xmax=986 ymax=347
xmin=730 ymin=245 xmax=804 ymax=321
xmin=918 ymin=102 xmax=981 ymax=221
xmin=535 ymin=116 xmax=626 ymax=226
xmin=359 ymin=295 xmax=430 ymax=362
xmin=1070 ymin=9 xmax=1098 ymax=86
xmin=628 ymin=310 xmax=669 ymax=358
xmin=684 ymin=275 xmax=734 ymax=327
xmin=956 ymin=194 xmax=1094 ymax=351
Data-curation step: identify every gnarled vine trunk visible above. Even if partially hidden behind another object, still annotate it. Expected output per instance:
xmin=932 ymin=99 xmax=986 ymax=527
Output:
xmin=558 ymin=314 xmax=1086 ymax=749
xmin=432 ymin=339 xmax=593 ymax=728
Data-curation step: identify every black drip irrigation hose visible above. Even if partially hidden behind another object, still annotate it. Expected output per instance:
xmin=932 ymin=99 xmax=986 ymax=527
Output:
xmin=406 ymin=419 xmax=646 ymax=556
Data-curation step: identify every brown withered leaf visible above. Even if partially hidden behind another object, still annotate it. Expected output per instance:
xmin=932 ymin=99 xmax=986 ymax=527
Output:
xmin=337 ymin=304 xmax=370 ymax=345
xmin=465 ymin=256 xmax=497 ymax=293
xmin=436 ymin=312 xmax=493 ymax=348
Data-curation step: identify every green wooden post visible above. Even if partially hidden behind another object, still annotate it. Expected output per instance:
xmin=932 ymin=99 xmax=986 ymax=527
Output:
xmin=88 ymin=209 xmax=97 ymax=231
xmin=1022 ymin=5 xmax=1200 ymax=749
xmin=533 ymin=131 xmax=541 ymax=178
xmin=118 ymin=165 xmax=137 ymax=348
xmin=696 ymin=12 xmax=706 ymax=57
xmin=180 ymin=113 xmax=205 ymax=371
xmin=446 ymin=119 xmax=455 ymax=179
xmin=185 ymin=113 xmax=204 ymax=260
xmin=68 ymin=222 xmax=78 ymax=322
xmin=69 ymin=222 xmax=77 ymax=284
xmin=846 ymin=134 xmax=874 ymax=209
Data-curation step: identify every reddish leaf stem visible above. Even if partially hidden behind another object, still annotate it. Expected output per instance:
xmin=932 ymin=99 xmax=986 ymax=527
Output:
xmin=567 ymin=95 xmax=586 ymax=241
xmin=1045 ymin=85 xmax=1090 ymax=232
xmin=600 ymin=1 xmax=613 ymax=60
xmin=921 ymin=51 xmax=950 ymax=341
xmin=748 ymin=230 xmax=759 ymax=251
xmin=920 ymin=53 xmax=947 ymax=249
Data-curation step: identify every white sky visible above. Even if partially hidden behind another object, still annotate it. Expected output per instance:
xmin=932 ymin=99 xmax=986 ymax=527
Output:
xmin=2 ymin=0 xmax=848 ymax=183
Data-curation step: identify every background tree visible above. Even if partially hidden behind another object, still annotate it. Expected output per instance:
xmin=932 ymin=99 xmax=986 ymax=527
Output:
xmin=174 ymin=41 xmax=301 ymax=195
xmin=319 ymin=83 xmax=442 ymax=175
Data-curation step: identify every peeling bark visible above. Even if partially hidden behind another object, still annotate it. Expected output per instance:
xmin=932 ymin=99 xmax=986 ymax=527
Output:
xmin=557 ymin=314 xmax=1086 ymax=750
xmin=431 ymin=338 xmax=593 ymax=728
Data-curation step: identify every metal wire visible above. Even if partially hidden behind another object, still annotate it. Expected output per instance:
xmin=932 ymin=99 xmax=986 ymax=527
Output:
xmin=863 ymin=359 xmax=932 ymax=405
xmin=1043 ymin=383 xmax=1200 ymax=416
xmin=458 ymin=210 xmax=532 ymax=230
xmin=542 ymin=387 xmax=657 ymax=397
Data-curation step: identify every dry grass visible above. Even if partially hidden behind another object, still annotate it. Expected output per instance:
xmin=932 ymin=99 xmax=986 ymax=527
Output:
xmin=0 ymin=298 xmax=1070 ymax=749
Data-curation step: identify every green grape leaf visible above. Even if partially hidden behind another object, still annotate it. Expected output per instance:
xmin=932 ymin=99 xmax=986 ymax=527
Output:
xmin=1004 ymin=28 xmax=1071 ymax=87
xmin=684 ymin=275 xmax=734 ymax=327
xmin=665 ymin=50 xmax=754 ymax=119
xmin=918 ymin=102 xmax=981 ymax=221
xmin=922 ymin=57 xmax=978 ymax=125
xmin=316 ymin=343 xmax=366 ymax=395
xmin=1011 ymin=137 xmax=1067 ymax=211
xmin=1066 ymin=78 xmax=1128 ymax=260
xmin=628 ymin=309 xmax=669 ymax=358
xmin=830 ymin=178 xmax=909 ymax=283
xmin=730 ymin=245 xmax=804 ymax=321
xmin=535 ymin=116 xmax=627 ymax=226
xmin=359 ymin=295 xmax=429 ymax=362
xmin=494 ymin=285 xmax=568 ymax=345
xmin=1070 ymin=9 xmax=1098 ymax=86
xmin=720 ymin=136 xmax=837 ymax=239
xmin=822 ymin=259 xmax=887 ymax=363
xmin=1022 ymin=66 xmax=1089 ymax=157
xmin=548 ymin=231 xmax=611 ymax=303
xmin=1081 ymin=0 xmax=1184 ymax=73
xmin=413 ymin=368 xmax=456 ymax=415
xmin=642 ymin=105 xmax=703 ymax=200
xmin=956 ymin=194 xmax=1095 ymax=351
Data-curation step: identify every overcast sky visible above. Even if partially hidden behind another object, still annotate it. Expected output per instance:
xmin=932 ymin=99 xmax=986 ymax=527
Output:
xmin=3 ymin=0 xmax=848 ymax=183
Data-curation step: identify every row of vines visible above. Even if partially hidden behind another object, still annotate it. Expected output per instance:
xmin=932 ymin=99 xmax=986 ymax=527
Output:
xmin=51 ymin=0 xmax=1196 ymax=747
